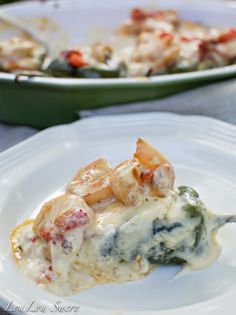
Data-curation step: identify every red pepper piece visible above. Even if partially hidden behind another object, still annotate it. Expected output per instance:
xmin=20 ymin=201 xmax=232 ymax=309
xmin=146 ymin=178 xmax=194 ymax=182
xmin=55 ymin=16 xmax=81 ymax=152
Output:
xmin=31 ymin=236 xmax=38 ymax=243
xmin=40 ymin=226 xmax=64 ymax=242
xmin=40 ymin=209 xmax=89 ymax=242
xmin=217 ymin=29 xmax=236 ymax=43
xmin=181 ymin=36 xmax=193 ymax=43
xmin=198 ymin=40 xmax=208 ymax=61
xmin=139 ymin=170 xmax=153 ymax=185
xmin=159 ymin=32 xmax=173 ymax=40
xmin=131 ymin=8 xmax=146 ymax=21
xmin=54 ymin=209 xmax=89 ymax=232
xmin=62 ymin=50 xmax=88 ymax=68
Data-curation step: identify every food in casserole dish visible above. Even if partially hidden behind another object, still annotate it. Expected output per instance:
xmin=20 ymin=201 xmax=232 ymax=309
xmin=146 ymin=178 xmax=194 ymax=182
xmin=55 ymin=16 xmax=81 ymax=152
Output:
xmin=1 ymin=8 xmax=236 ymax=78
xmin=10 ymin=139 xmax=236 ymax=295
xmin=0 ymin=36 xmax=46 ymax=72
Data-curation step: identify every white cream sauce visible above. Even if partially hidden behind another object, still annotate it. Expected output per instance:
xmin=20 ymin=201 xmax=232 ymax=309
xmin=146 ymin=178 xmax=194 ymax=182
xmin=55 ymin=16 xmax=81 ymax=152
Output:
xmin=12 ymin=189 xmax=223 ymax=296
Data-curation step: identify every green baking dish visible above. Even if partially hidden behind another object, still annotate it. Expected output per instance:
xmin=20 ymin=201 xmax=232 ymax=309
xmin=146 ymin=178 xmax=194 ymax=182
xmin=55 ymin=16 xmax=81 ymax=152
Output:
xmin=1 ymin=0 xmax=236 ymax=128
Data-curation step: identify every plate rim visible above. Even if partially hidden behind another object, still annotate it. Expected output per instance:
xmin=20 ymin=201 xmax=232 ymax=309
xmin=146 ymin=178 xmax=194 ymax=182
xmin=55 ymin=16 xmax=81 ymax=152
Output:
xmin=0 ymin=112 xmax=236 ymax=172
xmin=0 ymin=112 xmax=236 ymax=315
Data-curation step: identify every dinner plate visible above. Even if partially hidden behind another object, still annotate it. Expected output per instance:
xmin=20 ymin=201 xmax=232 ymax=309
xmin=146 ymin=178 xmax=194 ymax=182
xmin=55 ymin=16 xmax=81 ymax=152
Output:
xmin=1 ymin=0 xmax=236 ymax=127
xmin=0 ymin=112 xmax=236 ymax=315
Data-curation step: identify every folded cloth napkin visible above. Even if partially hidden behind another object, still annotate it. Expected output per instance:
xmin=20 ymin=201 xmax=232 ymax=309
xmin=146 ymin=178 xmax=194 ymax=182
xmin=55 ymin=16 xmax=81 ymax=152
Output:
xmin=79 ymin=78 xmax=236 ymax=125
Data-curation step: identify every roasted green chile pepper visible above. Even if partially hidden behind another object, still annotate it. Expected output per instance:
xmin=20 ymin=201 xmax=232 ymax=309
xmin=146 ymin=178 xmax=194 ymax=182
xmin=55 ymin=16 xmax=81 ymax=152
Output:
xmin=100 ymin=186 xmax=236 ymax=269
xmin=46 ymin=58 xmax=127 ymax=78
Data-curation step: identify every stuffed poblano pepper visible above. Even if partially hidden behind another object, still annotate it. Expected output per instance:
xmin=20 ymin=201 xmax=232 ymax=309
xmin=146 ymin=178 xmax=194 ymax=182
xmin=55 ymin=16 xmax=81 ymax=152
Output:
xmin=10 ymin=138 xmax=236 ymax=296
xmin=46 ymin=45 xmax=127 ymax=78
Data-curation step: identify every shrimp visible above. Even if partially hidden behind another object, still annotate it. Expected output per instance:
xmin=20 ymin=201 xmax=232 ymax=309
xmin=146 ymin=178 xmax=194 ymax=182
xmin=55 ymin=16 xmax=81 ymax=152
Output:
xmin=0 ymin=37 xmax=45 ymax=72
xmin=66 ymin=159 xmax=114 ymax=208
xmin=91 ymin=43 xmax=112 ymax=63
xmin=33 ymin=194 xmax=95 ymax=240
xmin=152 ymin=163 xmax=175 ymax=197
xmin=134 ymin=138 xmax=175 ymax=197
xmin=134 ymin=138 xmax=168 ymax=168
xmin=66 ymin=159 xmax=112 ymax=195
xmin=110 ymin=160 xmax=142 ymax=206
xmin=66 ymin=139 xmax=175 ymax=208
xmin=118 ymin=8 xmax=178 ymax=36
xmin=83 ymin=174 xmax=114 ymax=207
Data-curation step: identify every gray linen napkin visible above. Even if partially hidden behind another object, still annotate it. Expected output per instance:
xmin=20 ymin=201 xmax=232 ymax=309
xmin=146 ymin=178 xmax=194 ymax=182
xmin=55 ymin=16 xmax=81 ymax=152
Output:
xmin=79 ymin=78 xmax=236 ymax=125
xmin=0 ymin=124 xmax=37 ymax=153
xmin=1 ymin=78 xmax=236 ymax=154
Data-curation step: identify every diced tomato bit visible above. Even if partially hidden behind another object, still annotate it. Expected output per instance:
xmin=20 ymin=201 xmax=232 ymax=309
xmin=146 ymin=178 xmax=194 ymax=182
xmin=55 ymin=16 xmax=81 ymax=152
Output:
xmin=130 ymin=7 xmax=177 ymax=23
xmin=198 ymin=40 xmax=208 ymax=61
xmin=61 ymin=49 xmax=82 ymax=58
xmin=158 ymin=32 xmax=174 ymax=46
xmin=217 ymin=29 xmax=236 ymax=43
xmin=39 ymin=209 xmax=88 ymax=242
xmin=40 ymin=227 xmax=64 ymax=242
xmin=61 ymin=50 xmax=89 ymax=68
xmin=68 ymin=53 xmax=88 ymax=68
xmin=131 ymin=8 xmax=146 ymax=21
xmin=139 ymin=170 xmax=153 ymax=185
xmin=36 ymin=270 xmax=52 ymax=284
xmin=54 ymin=208 xmax=89 ymax=232
xmin=45 ymin=274 xmax=51 ymax=281
xmin=130 ymin=8 xmax=172 ymax=22
xmin=159 ymin=32 xmax=173 ymax=40
xmin=181 ymin=36 xmax=193 ymax=43
xmin=31 ymin=236 xmax=38 ymax=243
xmin=40 ymin=227 xmax=53 ymax=241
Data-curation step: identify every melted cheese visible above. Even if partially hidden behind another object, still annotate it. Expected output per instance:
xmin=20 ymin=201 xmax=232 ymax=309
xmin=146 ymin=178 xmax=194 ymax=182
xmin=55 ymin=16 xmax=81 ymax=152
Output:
xmin=11 ymin=190 xmax=224 ymax=296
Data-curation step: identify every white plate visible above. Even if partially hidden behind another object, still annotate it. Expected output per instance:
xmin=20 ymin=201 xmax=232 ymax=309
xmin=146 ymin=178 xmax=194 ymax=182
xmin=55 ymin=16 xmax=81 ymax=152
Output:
xmin=0 ymin=112 xmax=236 ymax=315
